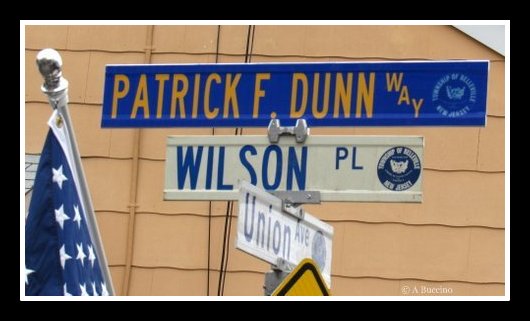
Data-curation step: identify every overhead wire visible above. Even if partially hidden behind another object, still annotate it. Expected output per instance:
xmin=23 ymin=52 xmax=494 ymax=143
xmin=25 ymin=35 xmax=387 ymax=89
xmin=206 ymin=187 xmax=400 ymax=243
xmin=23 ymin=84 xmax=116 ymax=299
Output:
xmin=207 ymin=25 xmax=222 ymax=296
xmin=218 ymin=25 xmax=255 ymax=296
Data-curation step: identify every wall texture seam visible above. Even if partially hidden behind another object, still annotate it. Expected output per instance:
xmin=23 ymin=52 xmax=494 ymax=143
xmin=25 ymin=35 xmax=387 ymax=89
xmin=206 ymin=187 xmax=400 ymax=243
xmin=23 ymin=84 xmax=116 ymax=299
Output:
xmin=95 ymin=210 xmax=504 ymax=230
xmin=107 ymin=264 xmax=505 ymax=285
xmin=24 ymin=100 xmax=507 ymax=118
xmin=24 ymin=47 xmax=506 ymax=63
xmin=81 ymin=156 xmax=506 ymax=174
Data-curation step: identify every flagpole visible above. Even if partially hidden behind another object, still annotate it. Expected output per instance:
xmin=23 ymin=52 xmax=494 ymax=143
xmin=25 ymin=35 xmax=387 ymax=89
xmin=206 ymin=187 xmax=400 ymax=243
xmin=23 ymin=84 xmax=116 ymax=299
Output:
xmin=36 ymin=49 xmax=115 ymax=295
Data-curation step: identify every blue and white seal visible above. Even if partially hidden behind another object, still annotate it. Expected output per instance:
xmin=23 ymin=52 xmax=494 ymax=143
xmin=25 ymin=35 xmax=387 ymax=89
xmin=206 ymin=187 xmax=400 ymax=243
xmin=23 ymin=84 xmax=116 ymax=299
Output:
xmin=432 ymin=73 xmax=477 ymax=118
xmin=311 ymin=231 xmax=326 ymax=271
xmin=377 ymin=146 xmax=421 ymax=191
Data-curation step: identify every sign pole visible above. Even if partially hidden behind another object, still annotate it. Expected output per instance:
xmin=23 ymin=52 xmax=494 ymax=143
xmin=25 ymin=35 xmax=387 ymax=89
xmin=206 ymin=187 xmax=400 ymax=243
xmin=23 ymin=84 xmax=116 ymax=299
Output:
xmin=262 ymin=119 xmax=320 ymax=295
xmin=36 ymin=49 xmax=115 ymax=295
xmin=264 ymin=265 xmax=290 ymax=296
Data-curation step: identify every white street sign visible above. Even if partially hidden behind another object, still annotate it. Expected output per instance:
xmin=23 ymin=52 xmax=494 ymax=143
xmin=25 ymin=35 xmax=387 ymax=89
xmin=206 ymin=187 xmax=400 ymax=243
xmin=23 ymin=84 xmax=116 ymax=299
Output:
xmin=236 ymin=181 xmax=334 ymax=286
xmin=165 ymin=135 xmax=423 ymax=202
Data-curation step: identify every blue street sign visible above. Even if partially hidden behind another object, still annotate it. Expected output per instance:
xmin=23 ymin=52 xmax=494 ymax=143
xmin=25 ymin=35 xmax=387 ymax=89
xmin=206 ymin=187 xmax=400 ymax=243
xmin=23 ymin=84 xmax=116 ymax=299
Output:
xmin=102 ymin=61 xmax=488 ymax=127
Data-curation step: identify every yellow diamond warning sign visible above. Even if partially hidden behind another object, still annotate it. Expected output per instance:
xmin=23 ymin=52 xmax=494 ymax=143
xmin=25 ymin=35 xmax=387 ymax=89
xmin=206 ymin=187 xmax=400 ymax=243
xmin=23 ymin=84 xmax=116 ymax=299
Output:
xmin=272 ymin=258 xmax=331 ymax=296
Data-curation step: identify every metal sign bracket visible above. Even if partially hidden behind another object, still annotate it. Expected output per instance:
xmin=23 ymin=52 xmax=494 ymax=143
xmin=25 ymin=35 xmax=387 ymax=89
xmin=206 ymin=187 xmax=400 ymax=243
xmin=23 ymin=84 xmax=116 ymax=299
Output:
xmin=267 ymin=118 xmax=310 ymax=143
xmin=266 ymin=118 xmax=320 ymax=219
xmin=270 ymin=191 xmax=322 ymax=220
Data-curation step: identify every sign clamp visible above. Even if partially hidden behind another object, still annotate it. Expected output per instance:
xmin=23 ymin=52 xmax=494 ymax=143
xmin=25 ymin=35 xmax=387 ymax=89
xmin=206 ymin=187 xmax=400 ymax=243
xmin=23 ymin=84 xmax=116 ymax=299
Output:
xmin=267 ymin=118 xmax=310 ymax=143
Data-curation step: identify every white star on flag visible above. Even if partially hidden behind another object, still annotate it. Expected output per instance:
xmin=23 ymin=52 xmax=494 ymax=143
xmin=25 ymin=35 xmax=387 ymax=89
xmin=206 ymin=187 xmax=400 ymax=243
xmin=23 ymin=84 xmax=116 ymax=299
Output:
xmin=92 ymin=282 xmax=99 ymax=296
xmin=76 ymin=243 xmax=86 ymax=266
xmin=54 ymin=204 xmax=70 ymax=229
xmin=79 ymin=283 xmax=89 ymax=296
xmin=59 ymin=245 xmax=72 ymax=269
xmin=64 ymin=284 xmax=72 ymax=296
xmin=73 ymin=204 xmax=82 ymax=229
xmin=101 ymin=282 xmax=109 ymax=296
xmin=52 ymin=165 xmax=68 ymax=189
xmin=87 ymin=244 xmax=96 ymax=268
xmin=25 ymin=266 xmax=34 ymax=285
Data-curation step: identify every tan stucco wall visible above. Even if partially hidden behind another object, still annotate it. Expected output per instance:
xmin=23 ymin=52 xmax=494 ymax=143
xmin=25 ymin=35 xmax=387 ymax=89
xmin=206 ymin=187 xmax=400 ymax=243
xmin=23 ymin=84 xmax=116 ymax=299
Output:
xmin=25 ymin=25 xmax=505 ymax=296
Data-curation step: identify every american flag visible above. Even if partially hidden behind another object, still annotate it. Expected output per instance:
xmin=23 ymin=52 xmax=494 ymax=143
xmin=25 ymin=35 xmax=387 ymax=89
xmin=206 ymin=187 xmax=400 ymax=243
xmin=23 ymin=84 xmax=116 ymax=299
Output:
xmin=25 ymin=110 xmax=109 ymax=296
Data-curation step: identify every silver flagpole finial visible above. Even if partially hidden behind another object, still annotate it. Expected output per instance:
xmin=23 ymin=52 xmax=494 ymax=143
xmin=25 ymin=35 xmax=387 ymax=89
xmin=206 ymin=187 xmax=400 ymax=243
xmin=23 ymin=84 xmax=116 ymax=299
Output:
xmin=36 ymin=48 xmax=68 ymax=94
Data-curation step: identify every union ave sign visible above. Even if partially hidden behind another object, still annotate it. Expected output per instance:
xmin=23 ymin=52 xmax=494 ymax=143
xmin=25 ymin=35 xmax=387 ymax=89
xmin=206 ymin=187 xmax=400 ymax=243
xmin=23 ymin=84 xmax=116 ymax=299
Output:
xmin=236 ymin=181 xmax=334 ymax=286
xmin=164 ymin=135 xmax=424 ymax=202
